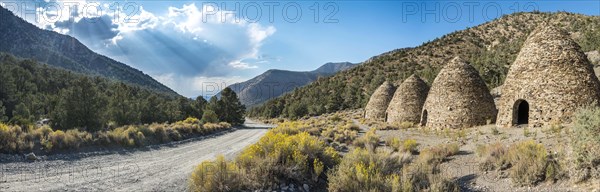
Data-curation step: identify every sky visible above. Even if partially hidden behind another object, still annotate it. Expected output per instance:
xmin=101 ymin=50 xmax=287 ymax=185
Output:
xmin=0 ymin=0 xmax=599 ymax=97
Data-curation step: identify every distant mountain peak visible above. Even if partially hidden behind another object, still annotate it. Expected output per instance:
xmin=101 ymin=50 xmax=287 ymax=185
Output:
xmin=311 ymin=62 xmax=356 ymax=74
xmin=225 ymin=62 xmax=356 ymax=107
xmin=0 ymin=4 xmax=177 ymax=95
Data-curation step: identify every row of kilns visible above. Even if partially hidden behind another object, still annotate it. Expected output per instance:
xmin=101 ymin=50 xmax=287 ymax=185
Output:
xmin=365 ymin=25 xmax=600 ymax=129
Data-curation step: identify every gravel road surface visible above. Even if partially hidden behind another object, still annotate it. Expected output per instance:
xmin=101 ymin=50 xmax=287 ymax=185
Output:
xmin=0 ymin=120 xmax=271 ymax=191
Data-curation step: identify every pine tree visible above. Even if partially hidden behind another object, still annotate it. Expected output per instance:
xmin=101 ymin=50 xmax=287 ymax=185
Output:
xmin=218 ymin=88 xmax=246 ymax=125
xmin=52 ymin=77 xmax=107 ymax=131
xmin=192 ymin=96 xmax=207 ymax=119
xmin=0 ymin=101 xmax=7 ymax=122
xmin=11 ymin=102 xmax=31 ymax=125
xmin=140 ymin=94 xmax=166 ymax=124
xmin=207 ymin=96 xmax=221 ymax=119
xmin=108 ymin=83 xmax=140 ymax=126
xmin=201 ymin=109 xmax=219 ymax=124
xmin=177 ymin=97 xmax=195 ymax=119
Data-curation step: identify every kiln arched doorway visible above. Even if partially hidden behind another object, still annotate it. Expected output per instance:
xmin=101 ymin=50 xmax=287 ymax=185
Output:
xmin=513 ymin=100 xmax=529 ymax=125
xmin=420 ymin=110 xmax=428 ymax=126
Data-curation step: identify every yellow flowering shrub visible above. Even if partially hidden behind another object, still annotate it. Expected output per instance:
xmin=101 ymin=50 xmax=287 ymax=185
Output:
xmin=402 ymin=139 xmax=419 ymax=154
xmin=189 ymin=123 xmax=341 ymax=190
xmin=189 ymin=155 xmax=241 ymax=192
xmin=237 ymin=131 xmax=340 ymax=184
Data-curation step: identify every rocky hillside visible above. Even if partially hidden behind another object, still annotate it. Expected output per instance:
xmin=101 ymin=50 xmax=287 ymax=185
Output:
xmin=249 ymin=12 xmax=600 ymax=119
xmin=228 ymin=62 xmax=355 ymax=107
xmin=0 ymin=5 xmax=176 ymax=95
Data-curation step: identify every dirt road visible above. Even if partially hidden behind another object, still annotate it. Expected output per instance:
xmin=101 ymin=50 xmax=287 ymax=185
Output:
xmin=0 ymin=121 xmax=271 ymax=191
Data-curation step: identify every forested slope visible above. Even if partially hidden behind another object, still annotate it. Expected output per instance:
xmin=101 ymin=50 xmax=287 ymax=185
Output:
xmin=249 ymin=12 xmax=600 ymax=119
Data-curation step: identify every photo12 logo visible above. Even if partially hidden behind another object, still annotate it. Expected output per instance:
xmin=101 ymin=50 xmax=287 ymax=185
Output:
xmin=0 ymin=1 xmax=341 ymax=25
xmin=199 ymin=2 xmax=340 ymax=23
xmin=0 ymin=1 xmax=142 ymax=24
xmin=401 ymin=1 xmax=539 ymax=23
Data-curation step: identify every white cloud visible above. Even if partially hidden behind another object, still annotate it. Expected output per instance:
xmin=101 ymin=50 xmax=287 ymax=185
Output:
xmin=8 ymin=1 xmax=277 ymax=97
xmin=160 ymin=3 xmax=275 ymax=65
xmin=229 ymin=60 xmax=258 ymax=69
xmin=245 ymin=23 xmax=276 ymax=60
xmin=153 ymin=73 xmax=246 ymax=97
xmin=115 ymin=6 xmax=158 ymax=33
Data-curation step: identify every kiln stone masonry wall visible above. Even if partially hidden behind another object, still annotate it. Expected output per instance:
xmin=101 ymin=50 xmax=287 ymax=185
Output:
xmin=421 ymin=57 xmax=497 ymax=129
xmin=386 ymin=75 xmax=429 ymax=124
xmin=496 ymin=25 xmax=600 ymax=128
xmin=365 ymin=81 xmax=396 ymax=121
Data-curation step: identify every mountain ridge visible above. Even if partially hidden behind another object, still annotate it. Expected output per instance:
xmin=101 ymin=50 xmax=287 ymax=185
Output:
xmin=0 ymin=5 xmax=177 ymax=95
xmin=249 ymin=11 xmax=600 ymax=118
xmin=227 ymin=62 xmax=356 ymax=107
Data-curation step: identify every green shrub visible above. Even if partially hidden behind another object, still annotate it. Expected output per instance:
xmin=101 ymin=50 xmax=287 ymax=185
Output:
xmin=507 ymin=140 xmax=549 ymax=186
xmin=32 ymin=126 xmax=53 ymax=139
xmin=151 ymin=124 xmax=170 ymax=142
xmin=401 ymin=164 xmax=432 ymax=192
xmin=174 ymin=117 xmax=204 ymax=134
xmin=136 ymin=126 xmax=154 ymax=137
xmin=384 ymin=138 xmax=418 ymax=154
xmin=0 ymin=123 xmax=19 ymax=153
xmin=329 ymin=115 xmax=342 ymax=122
xmin=385 ymin=137 xmax=401 ymax=152
xmin=327 ymin=148 xmax=411 ymax=192
xmin=270 ymin=121 xmax=310 ymax=135
xmin=0 ymin=123 xmax=36 ymax=153
xmin=235 ymin=130 xmax=340 ymax=189
xmin=402 ymin=139 xmax=419 ymax=154
xmin=182 ymin=117 xmax=201 ymax=124
xmin=43 ymin=129 xmax=87 ymax=150
xmin=476 ymin=142 xmax=509 ymax=171
xmin=477 ymin=141 xmax=560 ymax=186
xmin=328 ymin=147 xmax=458 ymax=192
xmin=167 ymin=128 xmax=182 ymax=141
xmin=354 ymin=129 xmax=380 ymax=151
xmin=201 ymin=110 xmax=219 ymax=124
xmin=218 ymin=122 xmax=231 ymax=129
xmin=203 ymin=123 xmax=228 ymax=133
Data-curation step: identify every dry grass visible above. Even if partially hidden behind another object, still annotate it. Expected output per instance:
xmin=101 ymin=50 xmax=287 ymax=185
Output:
xmin=477 ymin=140 xmax=561 ymax=186
xmin=379 ymin=121 xmax=416 ymax=130
xmin=0 ymin=124 xmax=36 ymax=153
xmin=328 ymin=147 xmax=459 ymax=192
xmin=507 ymin=140 xmax=553 ymax=186
xmin=570 ymin=107 xmax=600 ymax=182
xmin=476 ymin=142 xmax=510 ymax=171
xmin=417 ymin=143 xmax=460 ymax=166
xmin=385 ymin=138 xmax=419 ymax=154
xmin=0 ymin=118 xmax=232 ymax=154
